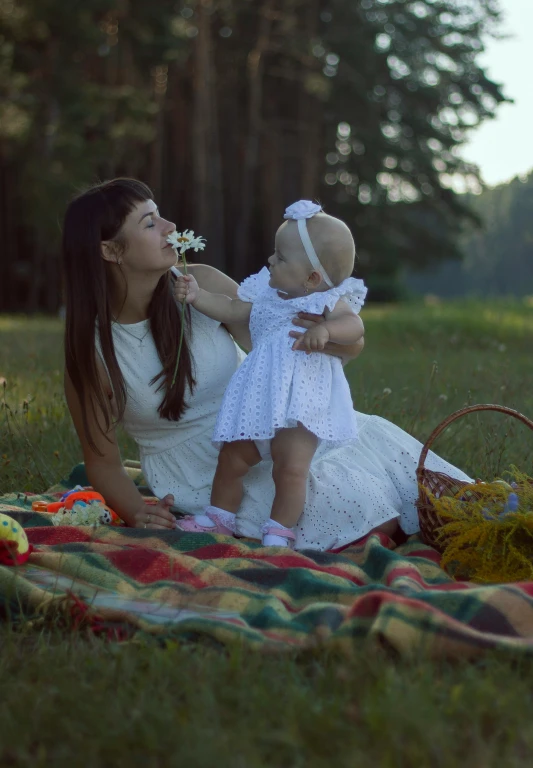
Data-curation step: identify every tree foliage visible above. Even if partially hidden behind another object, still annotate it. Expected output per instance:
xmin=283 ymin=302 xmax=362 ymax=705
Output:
xmin=0 ymin=0 xmax=507 ymax=310
xmin=407 ymin=172 xmax=533 ymax=297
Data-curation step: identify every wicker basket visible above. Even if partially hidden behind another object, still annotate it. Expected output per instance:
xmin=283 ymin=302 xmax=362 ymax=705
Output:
xmin=416 ymin=404 xmax=533 ymax=551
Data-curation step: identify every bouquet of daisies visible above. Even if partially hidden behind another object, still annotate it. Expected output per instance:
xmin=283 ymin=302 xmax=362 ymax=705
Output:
xmin=166 ymin=229 xmax=206 ymax=386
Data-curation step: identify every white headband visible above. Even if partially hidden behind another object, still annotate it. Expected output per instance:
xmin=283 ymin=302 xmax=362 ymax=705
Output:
xmin=284 ymin=200 xmax=334 ymax=288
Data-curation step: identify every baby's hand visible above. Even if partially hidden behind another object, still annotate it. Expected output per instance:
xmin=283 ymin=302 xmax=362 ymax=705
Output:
xmin=292 ymin=324 xmax=330 ymax=352
xmin=175 ymin=274 xmax=200 ymax=304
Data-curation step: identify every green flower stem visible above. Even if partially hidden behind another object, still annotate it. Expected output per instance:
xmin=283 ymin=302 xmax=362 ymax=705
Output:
xmin=171 ymin=252 xmax=188 ymax=388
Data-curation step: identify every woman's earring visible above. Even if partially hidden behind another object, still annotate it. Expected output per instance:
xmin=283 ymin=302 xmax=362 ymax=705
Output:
xmin=304 ymin=285 xmax=309 ymax=294
xmin=118 ymin=259 xmax=123 ymax=265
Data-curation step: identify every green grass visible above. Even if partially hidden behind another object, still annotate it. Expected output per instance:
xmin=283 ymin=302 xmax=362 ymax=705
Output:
xmin=2 ymin=631 xmax=533 ymax=768
xmin=1 ymin=300 xmax=533 ymax=766
xmin=2 ymin=299 xmax=532 ymax=493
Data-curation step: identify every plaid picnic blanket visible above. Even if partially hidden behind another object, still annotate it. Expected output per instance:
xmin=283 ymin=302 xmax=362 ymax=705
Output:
xmin=2 ymin=466 xmax=533 ymax=658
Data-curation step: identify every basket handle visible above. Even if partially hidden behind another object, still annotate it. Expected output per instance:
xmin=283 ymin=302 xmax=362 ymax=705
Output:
xmin=416 ymin=404 xmax=533 ymax=476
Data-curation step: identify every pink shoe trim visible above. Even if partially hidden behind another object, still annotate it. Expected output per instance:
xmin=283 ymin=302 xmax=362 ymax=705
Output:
xmin=261 ymin=524 xmax=296 ymax=548
xmin=261 ymin=526 xmax=296 ymax=541
xmin=176 ymin=516 xmax=234 ymax=536
xmin=206 ymin=510 xmax=236 ymax=534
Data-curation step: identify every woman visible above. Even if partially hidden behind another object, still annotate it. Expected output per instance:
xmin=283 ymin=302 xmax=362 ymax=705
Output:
xmin=63 ymin=178 xmax=470 ymax=550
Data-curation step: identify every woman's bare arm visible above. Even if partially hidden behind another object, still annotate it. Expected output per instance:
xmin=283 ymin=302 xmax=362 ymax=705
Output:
xmin=64 ymin=359 xmax=176 ymax=529
xmin=334 ymin=335 xmax=365 ymax=366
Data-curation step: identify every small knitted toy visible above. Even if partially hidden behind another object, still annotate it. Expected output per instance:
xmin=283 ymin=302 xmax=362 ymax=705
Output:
xmin=0 ymin=513 xmax=31 ymax=566
xmin=31 ymin=486 xmax=122 ymax=526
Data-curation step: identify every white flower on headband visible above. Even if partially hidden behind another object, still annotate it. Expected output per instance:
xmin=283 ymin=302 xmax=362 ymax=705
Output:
xmin=284 ymin=200 xmax=322 ymax=220
xmin=167 ymin=229 xmax=206 ymax=254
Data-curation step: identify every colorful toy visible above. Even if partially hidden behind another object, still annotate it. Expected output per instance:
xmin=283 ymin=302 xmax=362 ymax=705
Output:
xmin=0 ymin=513 xmax=31 ymax=566
xmin=32 ymin=486 xmax=123 ymax=527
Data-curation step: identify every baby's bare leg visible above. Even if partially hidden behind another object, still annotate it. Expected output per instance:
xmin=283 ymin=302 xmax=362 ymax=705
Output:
xmin=270 ymin=425 xmax=319 ymax=529
xmin=367 ymin=518 xmax=399 ymax=538
xmin=211 ymin=440 xmax=262 ymax=513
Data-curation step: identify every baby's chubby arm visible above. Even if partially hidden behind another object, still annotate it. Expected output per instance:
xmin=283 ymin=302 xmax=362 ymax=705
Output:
xmin=292 ymin=300 xmax=364 ymax=352
xmin=175 ymin=274 xmax=252 ymax=325
xmin=322 ymin=301 xmax=365 ymax=345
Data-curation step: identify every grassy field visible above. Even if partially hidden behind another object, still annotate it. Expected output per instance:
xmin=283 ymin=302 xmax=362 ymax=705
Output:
xmin=1 ymin=300 xmax=533 ymax=767
xmin=2 ymin=299 xmax=532 ymax=493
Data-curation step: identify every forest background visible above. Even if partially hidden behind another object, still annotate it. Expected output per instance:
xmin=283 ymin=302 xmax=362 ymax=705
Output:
xmin=0 ymin=0 xmax=530 ymax=312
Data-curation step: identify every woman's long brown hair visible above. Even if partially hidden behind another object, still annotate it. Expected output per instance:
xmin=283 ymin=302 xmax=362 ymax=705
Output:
xmin=62 ymin=178 xmax=195 ymax=453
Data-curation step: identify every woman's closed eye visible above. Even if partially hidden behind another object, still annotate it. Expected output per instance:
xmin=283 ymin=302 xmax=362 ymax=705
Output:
xmin=144 ymin=209 xmax=160 ymax=228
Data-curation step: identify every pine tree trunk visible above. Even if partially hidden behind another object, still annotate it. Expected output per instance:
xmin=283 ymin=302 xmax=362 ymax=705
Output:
xmin=192 ymin=0 xmax=225 ymax=271
xmin=0 ymin=161 xmax=15 ymax=311
xmin=260 ymin=129 xmax=282 ymax=262
xmin=26 ymin=38 xmax=59 ymax=312
xmin=299 ymin=0 xmax=322 ymax=199
xmin=234 ymin=0 xmax=276 ymax=280
xmin=149 ymin=68 xmax=167 ymax=202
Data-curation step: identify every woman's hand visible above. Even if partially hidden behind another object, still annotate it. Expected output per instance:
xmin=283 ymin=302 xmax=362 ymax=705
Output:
xmin=131 ymin=494 xmax=177 ymax=530
xmin=175 ymin=274 xmax=200 ymax=304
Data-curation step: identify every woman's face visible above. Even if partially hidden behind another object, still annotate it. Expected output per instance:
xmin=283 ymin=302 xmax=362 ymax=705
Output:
xmin=108 ymin=199 xmax=177 ymax=274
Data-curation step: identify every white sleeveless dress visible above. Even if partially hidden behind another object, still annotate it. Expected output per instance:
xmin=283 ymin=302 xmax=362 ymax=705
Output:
xmin=97 ymin=307 xmax=471 ymax=551
xmin=213 ymin=267 xmax=367 ymax=447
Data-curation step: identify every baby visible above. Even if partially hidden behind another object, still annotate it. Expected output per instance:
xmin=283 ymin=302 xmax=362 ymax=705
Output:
xmin=175 ymin=200 xmax=367 ymax=548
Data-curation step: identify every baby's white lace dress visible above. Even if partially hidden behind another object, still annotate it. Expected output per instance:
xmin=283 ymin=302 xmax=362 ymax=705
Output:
xmin=213 ymin=267 xmax=367 ymax=446
xmin=95 ymin=280 xmax=471 ymax=550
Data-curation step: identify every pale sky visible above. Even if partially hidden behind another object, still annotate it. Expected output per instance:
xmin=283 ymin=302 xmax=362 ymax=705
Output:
xmin=461 ymin=0 xmax=533 ymax=186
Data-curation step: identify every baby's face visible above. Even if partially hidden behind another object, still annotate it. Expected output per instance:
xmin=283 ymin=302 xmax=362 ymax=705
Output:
xmin=267 ymin=223 xmax=311 ymax=297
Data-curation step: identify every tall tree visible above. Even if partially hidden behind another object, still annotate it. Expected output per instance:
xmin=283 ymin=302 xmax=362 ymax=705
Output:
xmin=0 ymin=0 xmax=508 ymax=310
xmin=318 ymin=0 xmax=505 ymax=296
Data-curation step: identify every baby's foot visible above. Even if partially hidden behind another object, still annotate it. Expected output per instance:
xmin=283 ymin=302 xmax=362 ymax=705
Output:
xmin=261 ymin=520 xmax=296 ymax=548
xmin=176 ymin=506 xmax=236 ymax=536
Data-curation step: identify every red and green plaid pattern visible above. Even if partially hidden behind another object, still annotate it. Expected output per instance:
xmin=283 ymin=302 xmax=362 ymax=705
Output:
xmin=2 ymin=484 xmax=533 ymax=658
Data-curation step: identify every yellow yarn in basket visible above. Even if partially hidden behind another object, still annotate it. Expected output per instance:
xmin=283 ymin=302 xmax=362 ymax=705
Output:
xmin=429 ymin=468 xmax=533 ymax=583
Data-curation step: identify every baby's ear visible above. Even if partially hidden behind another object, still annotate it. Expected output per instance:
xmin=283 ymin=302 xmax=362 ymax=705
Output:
xmin=307 ymin=270 xmax=323 ymax=289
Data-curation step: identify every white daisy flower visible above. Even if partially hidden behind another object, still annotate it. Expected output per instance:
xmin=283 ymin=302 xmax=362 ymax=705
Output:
xmin=167 ymin=229 xmax=206 ymax=254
